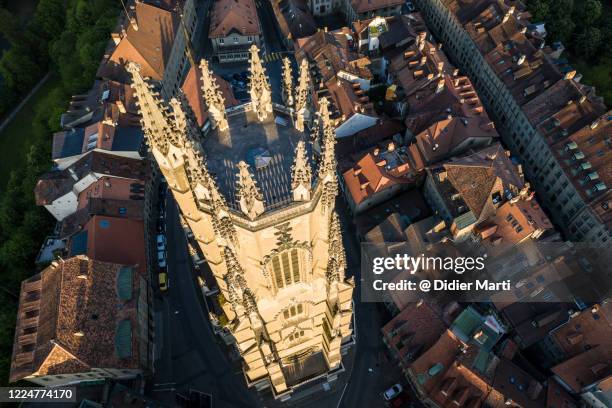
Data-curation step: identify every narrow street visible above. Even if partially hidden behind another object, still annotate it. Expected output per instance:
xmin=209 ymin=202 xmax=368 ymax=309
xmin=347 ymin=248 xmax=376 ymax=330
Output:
xmin=149 ymin=198 xmax=260 ymax=408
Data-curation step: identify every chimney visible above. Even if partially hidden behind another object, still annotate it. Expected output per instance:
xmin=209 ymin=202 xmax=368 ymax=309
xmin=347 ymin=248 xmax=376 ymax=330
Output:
xmin=117 ymin=99 xmax=127 ymax=114
xmin=111 ymin=32 xmax=122 ymax=45
xmin=564 ymin=70 xmax=576 ymax=80
xmin=129 ymin=16 xmax=139 ymax=31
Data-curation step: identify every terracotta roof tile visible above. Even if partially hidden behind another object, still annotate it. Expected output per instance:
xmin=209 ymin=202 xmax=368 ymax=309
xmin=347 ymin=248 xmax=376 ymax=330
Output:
xmin=181 ymin=65 xmax=239 ymax=127
xmin=100 ymin=2 xmax=179 ymax=81
xmin=209 ymin=0 xmax=260 ymax=38
xmin=10 ymin=256 xmax=146 ymax=382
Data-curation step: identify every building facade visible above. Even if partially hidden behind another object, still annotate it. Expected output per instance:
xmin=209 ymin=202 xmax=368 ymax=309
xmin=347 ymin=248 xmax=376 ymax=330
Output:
xmin=209 ymin=0 xmax=263 ymax=63
xmin=413 ymin=0 xmax=611 ymax=244
xmin=128 ymin=46 xmax=353 ymax=398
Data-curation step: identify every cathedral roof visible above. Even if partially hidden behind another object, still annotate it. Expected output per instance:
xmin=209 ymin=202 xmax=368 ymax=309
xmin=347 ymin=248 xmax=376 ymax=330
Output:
xmin=201 ymin=109 xmax=314 ymax=211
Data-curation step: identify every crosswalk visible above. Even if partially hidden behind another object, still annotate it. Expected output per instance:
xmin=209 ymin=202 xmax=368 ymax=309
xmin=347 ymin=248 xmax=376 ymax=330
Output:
xmin=262 ymin=51 xmax=284 ymax=63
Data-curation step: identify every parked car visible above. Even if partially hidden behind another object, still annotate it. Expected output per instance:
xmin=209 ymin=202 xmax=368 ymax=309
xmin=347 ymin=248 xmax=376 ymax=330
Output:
xmin=159 ymin=272 xmax=168 ymax=291
xmin=158 ymin=250 xmax=167 ymax=268
xmin=156 ymin=234 xmax=166 ymax=251
xmin=383 ymin=384 xmax=403 ymax=401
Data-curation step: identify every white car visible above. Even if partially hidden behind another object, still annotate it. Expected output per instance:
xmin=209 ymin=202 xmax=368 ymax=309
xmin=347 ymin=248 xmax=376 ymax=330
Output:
xmin=383 ymin=384 xmax=403 ymax=401
xmin=156 ymin=234 xmax=166 ymax=251
xmin=157 ymin=250 xmax=167 ymax=268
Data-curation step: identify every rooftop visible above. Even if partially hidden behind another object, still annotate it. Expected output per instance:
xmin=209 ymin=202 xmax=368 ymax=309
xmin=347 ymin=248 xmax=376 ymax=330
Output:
xmin=35 ymin=151 xmax=148 ymax=206
xmin=429 ymin=143 xmax=525 ymax=222
xmin=414 ymin=116 xmax=497 ymax=164
xmin=209 ymin=0 xmax=261 ymax=38
xmin=382 ymin=301 xmax=456 ymax=367
xmin=68 ymin=215 xmax=146 ymax=274
xmin=343 ymin=142 xmax=421 ymax=205
xmin=98 ymin=1 xmax=179 ymax=81
xmin=9 ymin=256 xmax=145 ymax=382
xmin=272 ymin=0 xmax=317 ymax=42
xmin=201 ymin=108 xmax=313 ymax=211
xmin=350 ymin=0 xmax=403 ymax=14
xmin=182 ymin=64 xmax=239 ymax=128
xmin=404 ymin=75 xmax=489 ymax=135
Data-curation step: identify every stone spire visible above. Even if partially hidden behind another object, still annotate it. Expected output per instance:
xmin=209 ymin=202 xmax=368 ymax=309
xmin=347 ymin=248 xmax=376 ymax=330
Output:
xmin=317 ymin=98 xmax=338 ymax=211
xmin=199 ymin=59 xmax=229 ymax=131
xmin=294 ymin=58 xmax=311 ymax=132
xmin=248 ymin=44 xmax=273 ymax=122
xmin=291 ymin=140 xmax=312 ymax=201
xmin=281 ymin=57 xmax=294 ymax=108
xmin=326 ymin=212 xmax=346 ymax=284
xmin=127 ymin=62 xmax=180 ymax=154
xmin=236 ymin=161 xmax=265 ymax=219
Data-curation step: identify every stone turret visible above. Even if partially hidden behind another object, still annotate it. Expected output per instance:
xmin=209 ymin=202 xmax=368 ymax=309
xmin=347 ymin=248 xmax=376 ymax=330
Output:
xmin=236 ymin=160 xmax=265 ymax=219
xmin=317 ymin=98 xmax=338 ymax=211
xmin=291 ymin=140 xmax=312 ymax=201
xmin=294 ymin=58 xmax=311 ymax=132
xmin=281 ymin=57 xmax=294 ymax=108
xmin=248 ymin=45 xmax=273 ymax=122
xmin=199 ymin=59 xmax=229 ymax=131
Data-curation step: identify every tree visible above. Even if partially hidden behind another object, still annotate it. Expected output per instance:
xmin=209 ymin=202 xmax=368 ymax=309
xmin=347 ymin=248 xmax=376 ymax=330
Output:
xmin=0 ymin=7 xmax=18 ymax=44
xmin=573 ymin=0 xmax=602 ymax=27
xmin=0 ymin=48 xmax=42 ymax=93
xmin=528 ymin=0 xmax=550 ymax=22
xmin=33 ymin=0 xmax=67 ymax=41
xmin=574 ymin=26 xmax=602 ymax=59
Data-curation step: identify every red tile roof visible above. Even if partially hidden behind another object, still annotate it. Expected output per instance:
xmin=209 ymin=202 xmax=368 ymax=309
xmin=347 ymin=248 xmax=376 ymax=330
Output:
xmin=350 ymin=0 xmax=403 ymax=13
xmin=415 ymin=116 xmax=497 ymax=164
xmin=99 ymin=2 xmax=179 ymax=81
xmin=382 ymin=302 xmax=448 ymax=366
xmin=81 ymin=216 xmax=146 ymax=274
xmin=9 ymin=256 xmax=146 ymax=382
xmin=209 ymin=0 xmax=260 ymax=38
xmin=343 ymin=144 xmax=421 ymax=205
xmin=181 ymin=64 xmax=239 ymax=127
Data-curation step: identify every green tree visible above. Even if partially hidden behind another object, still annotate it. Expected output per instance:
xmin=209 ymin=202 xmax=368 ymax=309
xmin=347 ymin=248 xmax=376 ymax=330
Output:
xmin=574 ymin=26 xmax=602 ymax=59
xmin=573 ymin=0 xmax=602 ymax=27
xmin=528 ymin=0 xmax=550 ymax=22
xmin=33 ymin=0 xmax=66 ymax=40
xmin=0 ymin=47 xmax=41 ymax=93
xmin=0 ymin=7 xmax=19 ymax=44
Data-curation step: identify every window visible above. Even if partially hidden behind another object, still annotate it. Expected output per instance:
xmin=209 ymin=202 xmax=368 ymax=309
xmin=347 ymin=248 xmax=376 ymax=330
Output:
xmin=288 ymin=330 xmax=305 ymax=342
xmin=283 ymin=304 xmax=303 ymax=319
xmin=271 ymin=249 xmax=303 ymax=289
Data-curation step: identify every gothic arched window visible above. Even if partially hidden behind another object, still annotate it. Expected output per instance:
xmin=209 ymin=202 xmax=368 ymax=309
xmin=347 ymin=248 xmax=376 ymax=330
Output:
xmin=271 ymin=248 xmax=304 ymax=289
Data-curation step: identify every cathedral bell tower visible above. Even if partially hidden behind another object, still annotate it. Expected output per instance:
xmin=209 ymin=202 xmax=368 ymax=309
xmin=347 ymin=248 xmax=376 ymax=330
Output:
xmin=128 ymin=45 xmax=354 ymax=398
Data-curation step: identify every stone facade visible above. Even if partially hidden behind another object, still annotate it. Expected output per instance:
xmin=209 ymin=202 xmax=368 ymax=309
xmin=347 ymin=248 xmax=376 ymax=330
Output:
xmin=128 ymin=48 xmax=354 ymax=397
